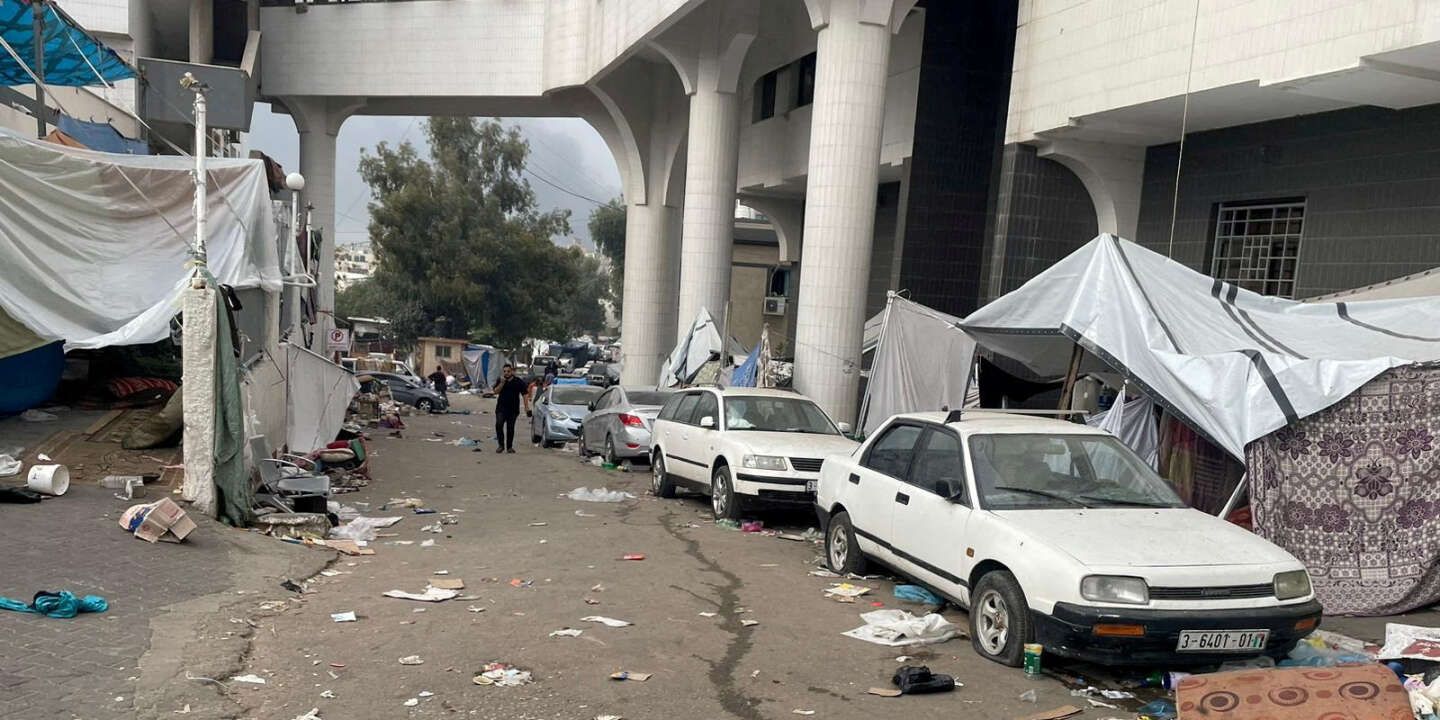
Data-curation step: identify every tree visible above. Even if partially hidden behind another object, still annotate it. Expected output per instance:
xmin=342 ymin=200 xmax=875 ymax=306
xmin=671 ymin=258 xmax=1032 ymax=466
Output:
xmin=559 ymin=247 xmax=610 ymax=337
xmin=588 ymin=198 xmax=625 ymax=314
xmin=358 ymin=117 xmax=575 ymax=348
xmin=335 ymin=278 xmax=385 ymax=321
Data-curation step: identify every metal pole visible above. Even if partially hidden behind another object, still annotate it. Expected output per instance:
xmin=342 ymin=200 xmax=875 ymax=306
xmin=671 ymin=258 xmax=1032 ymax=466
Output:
xmin=192 ymin=87 xmax=208 ymax=265
xmin=1217 ymin=473 xmax=1248 ymax=519
xmin=31 ymin=0 xmax=45 ymax=139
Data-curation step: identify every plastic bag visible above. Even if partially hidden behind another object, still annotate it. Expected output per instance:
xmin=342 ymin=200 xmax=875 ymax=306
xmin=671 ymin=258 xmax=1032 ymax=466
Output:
xmin=893 ymin=585 xmax=944 ymax=606
xmin=0 ymin=455 xmax=20 ymax=478
xmin=567 ymin=487 xmax=635 ymax=503
xmin=329 ymin=516 xmax=404 ymax=541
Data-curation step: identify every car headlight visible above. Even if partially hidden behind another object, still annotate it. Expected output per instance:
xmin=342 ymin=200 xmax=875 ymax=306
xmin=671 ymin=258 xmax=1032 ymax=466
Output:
xmin=1080 ymin=575 xmax=1149 ymax=605
xmin=548 ymin=409 xmax=569 ymax=421
xmin=1273 ymin=570 xmax=1312 ymax=600
xmin=742 ymin=454 xmax=788 ymax=471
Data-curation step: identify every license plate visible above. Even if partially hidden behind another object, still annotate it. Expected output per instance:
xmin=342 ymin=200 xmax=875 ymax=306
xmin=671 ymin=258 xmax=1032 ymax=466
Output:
xmin=1177 ymin=629 xmax=1269 ymax=653
xmin=805 ymin=480 xmax=817 ymax=493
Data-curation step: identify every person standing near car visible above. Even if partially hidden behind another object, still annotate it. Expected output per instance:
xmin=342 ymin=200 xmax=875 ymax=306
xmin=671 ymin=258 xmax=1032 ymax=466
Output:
xmin=428 ymin=364 xmax=448 ymax=398
xmin=491 ymin=364 xmax=531 ymax=454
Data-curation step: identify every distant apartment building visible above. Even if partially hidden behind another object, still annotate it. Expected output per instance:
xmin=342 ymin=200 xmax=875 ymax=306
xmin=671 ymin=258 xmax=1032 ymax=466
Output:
xmin=335 ymin=242 xmax=376 ymax=291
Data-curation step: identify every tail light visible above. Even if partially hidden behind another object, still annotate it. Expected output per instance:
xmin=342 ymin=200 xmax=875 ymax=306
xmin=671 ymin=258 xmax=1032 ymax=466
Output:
xmin=619 ymin=413 xmax=645 ymax=428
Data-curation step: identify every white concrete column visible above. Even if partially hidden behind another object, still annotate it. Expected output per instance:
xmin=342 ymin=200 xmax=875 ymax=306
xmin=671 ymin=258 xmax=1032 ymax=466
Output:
xmin=675 ymin=75 xmax=742 ymax=335
xmin=297 ymin=127 xmax=336 ymax=354
xmin=182 ymin=285 xmax=218 ymax=516
xmin=188 ymin=0 xmax=214 ymax=64
xmin=794 ymin=0 xmax=913 ymax=424
xmin=1038 ymin=139 xmax=1145 ymax=242
xmin=619 ymin=201 xmax=679 ymax=384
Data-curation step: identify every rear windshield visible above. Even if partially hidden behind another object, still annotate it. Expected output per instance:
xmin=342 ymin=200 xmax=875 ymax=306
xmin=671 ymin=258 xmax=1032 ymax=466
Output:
xmin=628 ymin=391 xmax=670 ymax=406
xmin=552 ymin=386 xmax=602 ymax=405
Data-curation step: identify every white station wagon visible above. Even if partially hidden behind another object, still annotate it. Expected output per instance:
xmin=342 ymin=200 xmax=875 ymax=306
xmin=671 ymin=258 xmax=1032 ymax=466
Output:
xmin=814 ymin=411 xmax=1321 ymax=667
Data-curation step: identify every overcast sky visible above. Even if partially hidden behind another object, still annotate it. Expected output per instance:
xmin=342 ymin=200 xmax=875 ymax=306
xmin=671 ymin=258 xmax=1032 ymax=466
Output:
xmin=243 ymin=103 xmax=623 ymax=249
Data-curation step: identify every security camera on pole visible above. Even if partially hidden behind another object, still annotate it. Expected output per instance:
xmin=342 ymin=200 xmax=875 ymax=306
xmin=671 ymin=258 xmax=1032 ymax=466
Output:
xmin=179 ymin=71 xmax=220 ymax=516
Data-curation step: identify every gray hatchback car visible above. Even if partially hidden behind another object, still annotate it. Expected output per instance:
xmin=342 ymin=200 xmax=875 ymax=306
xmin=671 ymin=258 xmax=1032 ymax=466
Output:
xmin=579 ymin=386 xmax=674 ymax=464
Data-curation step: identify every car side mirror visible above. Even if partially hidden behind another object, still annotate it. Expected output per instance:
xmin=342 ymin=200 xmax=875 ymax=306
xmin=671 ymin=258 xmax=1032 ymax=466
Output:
xmin=837 ymin=421 xmax=853 ymax=435
xmin=587 ymin=402 xmax=596 ymax=411
xmin=699 ymin=416 xmax=716 ymax=429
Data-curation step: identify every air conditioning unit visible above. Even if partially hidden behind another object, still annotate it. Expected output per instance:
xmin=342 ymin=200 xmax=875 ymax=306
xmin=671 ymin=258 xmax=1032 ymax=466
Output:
xmin=763 ymin=296 xmax=787 ymax=316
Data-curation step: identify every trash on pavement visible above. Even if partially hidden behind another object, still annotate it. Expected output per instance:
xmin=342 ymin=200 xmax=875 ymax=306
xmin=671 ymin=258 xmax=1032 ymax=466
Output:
xmin=473 ymin=663 xmax=532 ymax=687
xmin=1084 ymin=698 xmax=1116 ymax=709
xmin=620 ymin=553 xmax=646 ymax=561
xmin=892 ymin=665 xmax=956 ymax=695
xmin=1017 ymin=689 xmax=1037 ymax=703
xmin=119 ymin=499 xmax=196 ymax=543
xmin=451 ymin=437 xmax=478 ymax=447
xmin=397 ymin=655 xmax=424 ymax=665
xmin=1013 ymin=705 xmax=1081 ymax=720
xmin=823 ymin=583 xmax=872 ymax=602
xmin=1023 ymin=643 xmax=1043 ymax=675
xmin=740 ymin=520 xmax=764 ymax=532
xmin=893 ymin=585 xmax=944 ymax=606
xmin=420 ymin=539 xmax=436 ymax=547
xmin=609 ymin=671 xmax=652 ymax=682
xmin=431 ymin=578 xmax=465 ymax=590
xmin=1378 ymin=622 xmax=1440 ymax=662
xmin=792 ymin=711 xmax=814 ymax=716
xmin=510 ymin=578 xmax=534 ymax=588
xmin=0 ymin=590 xmax=108 ymax=618
xmin=1134 ymin=698 xmax=1176 ymax=720
xmin=330 ymin=611 xmax=357 ymax=623
xmin=741 ymin=619 xmax=760 ymax=627
xmin=0 ymin=454 xmax=21 ymax=477
xmin=254 ymin=512 xmax=328 ymax=540
xmin=567 ymin=487 xmax=636 ymax=503
xmin=313 ymin=539 xmax=374 ymax=556
xmin=291 ymin=709 xmax=322 ymax=720
xmin=383 ymin=497 xmax=425 ymax=510
xmin=230 ymin=674 xmax=267 ymax=684
xmin=319 ymin=690 xmax=336 ymax=699
xmin=550 ymin=628 xmax=584 ymax=638
xmin=467 ymin=605 xmax=487 ymax=613
xmin=842 ymin=609 xmax=960 ymax=647
xmin=528 ymin=522 xmax=548 ymax=527
xmin=383 ymin=587 xmax=460 ymax=602
xmin=582 ymin=616 xmax=632 ymax=627
xmin=328 ymin=516 xmax=403 ymax=542
xmin=402 ymin=698 xmax=418 ymax=707
xmin=716 ymin=518 xmax=741 ymax=530
xmin=808 ymin=568 xmax=842 ymax=578
xmin=698 ymin=612 xmax=717 ymax=618
xmin=20 ymin=408 xmax=57 ymax=422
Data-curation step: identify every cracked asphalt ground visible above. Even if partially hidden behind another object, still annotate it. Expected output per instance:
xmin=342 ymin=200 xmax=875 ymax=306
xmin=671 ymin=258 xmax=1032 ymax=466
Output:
xmin=230 ymin=394 xmax=1081 ymax=720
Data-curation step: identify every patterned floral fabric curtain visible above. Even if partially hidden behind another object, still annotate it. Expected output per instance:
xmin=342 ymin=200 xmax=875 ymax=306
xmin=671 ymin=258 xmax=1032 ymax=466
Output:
xmin=1247 ymin=362 xmax=1440 ymax=615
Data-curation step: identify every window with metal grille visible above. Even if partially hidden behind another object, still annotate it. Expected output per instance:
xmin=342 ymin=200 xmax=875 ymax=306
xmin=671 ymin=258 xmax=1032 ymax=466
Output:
xmin=1210 ymin=200 xmax=1305 ymax=298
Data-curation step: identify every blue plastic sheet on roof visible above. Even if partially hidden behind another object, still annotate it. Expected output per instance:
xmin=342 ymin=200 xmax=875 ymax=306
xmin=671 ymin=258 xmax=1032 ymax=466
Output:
xmin=56 ymin=114 xmax=147 ymax=154
xmin=0 ymin=0 xmax=134 ymax=87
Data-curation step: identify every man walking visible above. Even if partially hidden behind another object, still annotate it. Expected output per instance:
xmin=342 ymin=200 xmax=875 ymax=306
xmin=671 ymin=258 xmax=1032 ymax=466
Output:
xmin=428 ymin=364 xmax=448 ymax=398
xmin=490 ymin=364 xmax=531 ymax=454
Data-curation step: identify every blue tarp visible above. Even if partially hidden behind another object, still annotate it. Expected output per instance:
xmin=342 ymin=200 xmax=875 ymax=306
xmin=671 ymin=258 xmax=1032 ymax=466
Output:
xmin=730 ymin=343 xmax=760 ymax=387
xmin=57 ymin=114 xmax=146 ymax=154
xmin=0 ymin=1 xmax=134 ymax=87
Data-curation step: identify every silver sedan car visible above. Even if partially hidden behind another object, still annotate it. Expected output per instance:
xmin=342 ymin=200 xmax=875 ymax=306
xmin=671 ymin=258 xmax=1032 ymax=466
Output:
xmin=579 ymin=386 xmax=674 ymax=464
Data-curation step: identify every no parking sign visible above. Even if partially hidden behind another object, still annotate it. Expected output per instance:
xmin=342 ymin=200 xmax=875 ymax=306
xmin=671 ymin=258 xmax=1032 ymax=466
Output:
xmin=327 ymin=328 xmax=352 ymax=353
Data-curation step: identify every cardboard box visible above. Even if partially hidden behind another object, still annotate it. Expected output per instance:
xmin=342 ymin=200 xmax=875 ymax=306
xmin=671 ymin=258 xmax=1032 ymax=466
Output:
xmin=132 ymin=498 xmax=196 ymax=543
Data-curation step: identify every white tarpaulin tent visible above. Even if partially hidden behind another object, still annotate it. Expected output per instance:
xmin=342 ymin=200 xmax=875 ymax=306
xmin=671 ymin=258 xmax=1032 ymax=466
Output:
xmin=0 ymin=128 xmax=280 ymax=349
xmin=284 ymin=344 xmax=359 ymax=453
xmin=659 ymin=308 xmax=747 ymax=387
xmin=859 ymin=294 xmax=977 ymax=435
xmin=463 ymin=344 xmax=501 ymax=389
xmin=963 ymin=234 xmax=1440 ymax=459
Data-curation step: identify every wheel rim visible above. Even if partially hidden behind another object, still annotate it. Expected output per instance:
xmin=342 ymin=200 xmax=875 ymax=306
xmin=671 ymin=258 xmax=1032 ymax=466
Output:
xmin=651 ymin=459 xmax=664 ymax=493
xmin=712 ymin=470 xmax=729 ymax=516
xmin=976 ymin=589 xmax=1010 ymax=655
xmin=418 ymin=400 xmax=431 ymax=411
xmin=829 ymin=523 xmax=849 ymax=569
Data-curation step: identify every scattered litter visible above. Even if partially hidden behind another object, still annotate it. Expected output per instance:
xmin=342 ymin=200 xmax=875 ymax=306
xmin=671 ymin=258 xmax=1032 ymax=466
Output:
xmin=867 ymin=687 xmax=902 ymax=697
xmin=510 ymin=579 xmax=534 ymax=588
xmin=403 ymin=698 xmax=419 ymax=707
xmin=1378 ymin=622 xmax=1440 ymax=662
xmin=420 ymin=523 xmax=443 ymax=533
xmin=1018 ymin=689 xmax=1037 ymax=703
xmin=550 ymin=628 xmax=584 ymax=638
xmin=291 ymin=710 xmax=322 ymax=720
xmin=893 ymin=665 xmax=956 ymax=695
xmin=1086 ymin=698 xmax=1117 ymax=709
xmin=823 ymin=583 xmax=872 ymax=602
xmin=792 ymin=711 xmax=815 ymax=716
xmin=1133 ymin=699 xmax=1176 ymax=720
xmin=609 ymin=671 xmax=652 ymax=682
xmin=1013 ymin=706 xmax=1081 ymax=720
xmin=230 ymin=674 xmax=267 ymax=685
xmin=414 ymin=508 xmax=438 ymax=515
xmin=473 ymin=663 xmax=532 ymax=687
xmin=417 ymin=691 xmax=434 ymax=698
xmin=716 ymin=518 xmax=741 ymax=530
xmin=329 ymin=611 xmax=356 ymax=623
xmin=584 ymin=597 xmax=601 ymax=605
xmin=1099 ymin=690 xmax=1133 ymax=700
xmin=319 ymin=570 xmax=345 ymax=577
xmin=895 ymin=656 xmax=912 ymax=662
xmin=420 ymin=539 xmax=436 ymax=548
xmin=328 ymin=516 xmax=403 ymax=541
xmin=893 ymin=585 xmax=944 ymax=605
xmin=620 ymin=553 xmax=646 ymax=561
xmin=842 ymin=610 xmax=961 ymax=647
xmin=433 ymin=570 xmax=449 ymax=575
xmin=383 ymin=587 xmax=459 ymax=602
xmin=741 ymin=520 xmax=764 ymax=533
xmin=741 ymin=619 xmax=760 ymax=627
xmin=319 ymin=690 xmax=335 ymax=699
xmin=398 ymin=655 xmax=424 ymax=665
xmin=808 ymin=569 xmax=842 ymax=578
xmin=591 ymin=583 xmax=605 ymax=592
xmin=567 ymin=487 xmax=636 ymax=503
xmin=467 ymin=605 xmax=487 ymax=613
xmin=431 ymin=578 xmax=465 ymax=590
xmin=575 ymin=509 xmax=597 ymax=517
xmin=120 ymin=498 xmax=197 ymax=543
xmin=528 ymin=522 xmax=548 ymax=527
xmin=329 ymin=663 xmax=346 ymax=668
xmin=20 ymin=408 xmax=56 ymax=422
xmin=595 ymin=716 xmax=622 ymax=720
xmin=582 ymin=616 xmax=632 ymax=628
xmin=698 ymin=612 xmax=717 ymax=618
xmin=0 ymin=455 xmax=20 ymax=477
xmin=383 ymin=498 xmax=425 ymax=509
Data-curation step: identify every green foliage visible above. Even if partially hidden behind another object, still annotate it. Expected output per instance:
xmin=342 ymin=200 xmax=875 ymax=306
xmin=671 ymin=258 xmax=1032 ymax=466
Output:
xmin=354 ymin=117 xmax=609 ymax=348
xmin=588 ymin=198 xmax=625 ymax=314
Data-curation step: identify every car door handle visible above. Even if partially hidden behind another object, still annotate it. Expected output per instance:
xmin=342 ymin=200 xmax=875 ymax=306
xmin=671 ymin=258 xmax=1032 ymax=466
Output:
xmin=895 ymin=492 xmax=910 ymax=505
xmin=848 ymin=473 xmax=860 ymax=485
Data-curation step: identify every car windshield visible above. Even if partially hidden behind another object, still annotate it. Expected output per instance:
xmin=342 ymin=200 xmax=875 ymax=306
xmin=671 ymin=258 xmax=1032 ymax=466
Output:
xmin=968 ymin=433 xmax=1184 ymax=510
xmin=627 ymin=391 xmax=670 ymax=407
xmin=552 ymin=386 xmax=602 ymax=405
xmin=724 ymin=396 xmax=838 ymax=434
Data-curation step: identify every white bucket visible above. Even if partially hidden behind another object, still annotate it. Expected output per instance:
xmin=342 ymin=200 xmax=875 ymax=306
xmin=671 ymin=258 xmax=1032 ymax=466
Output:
xmin=27 ymin=464 xmax=70 ymax=496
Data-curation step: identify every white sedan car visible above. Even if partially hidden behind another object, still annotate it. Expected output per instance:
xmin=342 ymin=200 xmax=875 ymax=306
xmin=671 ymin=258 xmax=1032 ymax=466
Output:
xmin=814 ymin=411 xmax=1321 ymax=667
xmin=650 ymin=387 xmax=859 ymax=519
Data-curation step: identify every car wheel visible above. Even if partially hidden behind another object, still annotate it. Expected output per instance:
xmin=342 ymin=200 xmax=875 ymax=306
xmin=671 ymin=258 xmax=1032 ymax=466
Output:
xmin=711 ymin=464 xmax=741 ymax=520
xmin=416 ymin=398 xmax=433 ymax=413
xmin=651 ymin=454 xmax=676 ymax=499
xmin=605 ymin=435 xmax=619 ymax=466
xmin=825 ymin=511 xmax=869 ymax=575
xmin=970 ymin=571 xmax=1033 ymax=667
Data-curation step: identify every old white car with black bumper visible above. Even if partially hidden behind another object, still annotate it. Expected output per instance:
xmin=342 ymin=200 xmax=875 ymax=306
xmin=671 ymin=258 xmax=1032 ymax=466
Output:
xmin=814 ymin=410 xmax=1321 ymax=666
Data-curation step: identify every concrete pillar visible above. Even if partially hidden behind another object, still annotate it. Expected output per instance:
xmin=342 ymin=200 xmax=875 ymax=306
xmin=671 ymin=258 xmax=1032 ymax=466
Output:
xmin=283 ymin=98 xmax=356 ymax=355
xmin=1037 ymin=139 xmax=1145 ymax=242
xmin=182 ymin=285 xmax=217 ymax=516
xmin=619 ymin=201 xmax=679 ymax=384
xmin=675 ymin=76 xmax=741 ymax=335
xmin=188 ymin=0 xmax=213 ymax=64
xmin=793 ymin=0 xmax=914 ymax=424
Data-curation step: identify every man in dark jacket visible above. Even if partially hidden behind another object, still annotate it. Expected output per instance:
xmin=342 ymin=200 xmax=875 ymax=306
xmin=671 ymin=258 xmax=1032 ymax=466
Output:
xmin=427 ymin=365 xmax=448 ymax=397
xmin=490 ymin=364 xmax=532 ymax=453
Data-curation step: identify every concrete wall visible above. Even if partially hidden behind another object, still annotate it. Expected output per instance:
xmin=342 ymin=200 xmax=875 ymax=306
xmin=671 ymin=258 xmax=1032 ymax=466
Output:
xmin=1008 ymin=0 xmax=1440 ymax=143
xmin=1135 ymin=103 xmax=1440 ymax=298
xmin=983 ymin=143 xmax=1098 ymax=302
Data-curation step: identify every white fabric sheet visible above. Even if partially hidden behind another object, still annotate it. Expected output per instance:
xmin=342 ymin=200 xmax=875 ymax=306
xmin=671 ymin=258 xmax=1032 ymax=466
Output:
xmin=862 ymin=296 xmax=977 ymax=435
xmin=659 ymin=308 xmax=722 ymax=387
xmin=0 ymin=128 xmax=280 ymax=349
xmin=285 ymin=344 xmax=359 ymax=453
xmin=964 ymin=235 xmax=1440 ymax=459
xmin=1086 ymin=394 xmax=1159 ymax=469
xmin=462 ymin=345 xmax=500 ymax=388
